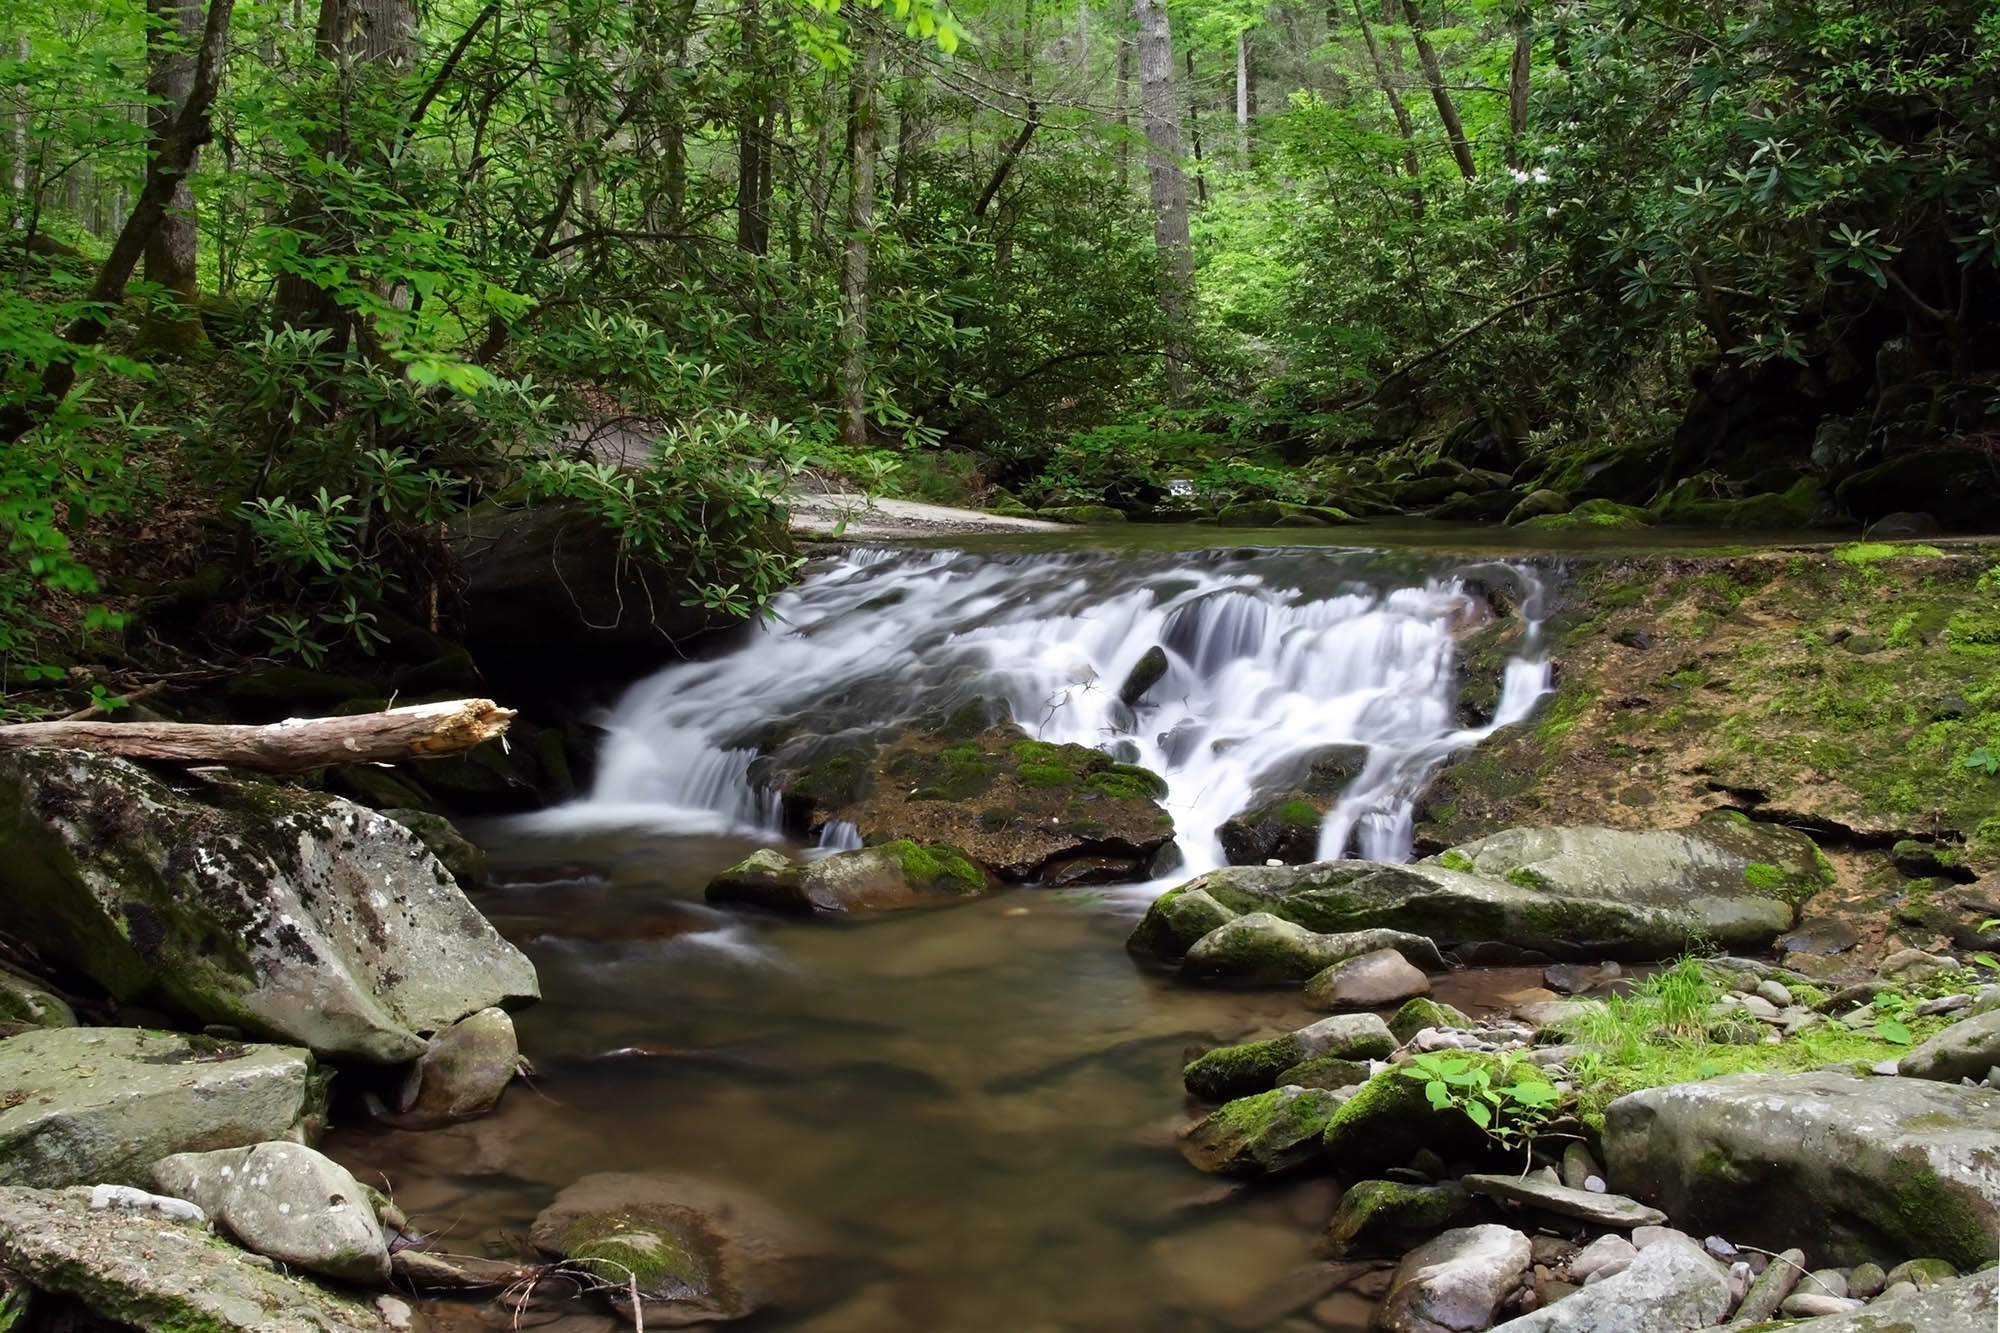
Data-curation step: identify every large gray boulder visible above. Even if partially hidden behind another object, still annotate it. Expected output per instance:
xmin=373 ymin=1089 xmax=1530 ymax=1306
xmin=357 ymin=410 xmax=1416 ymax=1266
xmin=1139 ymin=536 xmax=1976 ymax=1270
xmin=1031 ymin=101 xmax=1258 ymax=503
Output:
xmin=1899 ymin=1008 xmax=2000 ymax=1083
xmin=0 ymin=749 xmax=539 ymax=1063
xmin=1180 ymin=915 xmax=1446 ymax=985
xmin=1132 ymin=814 xmax=1829 ymax=962
xmin=1603 ymin=1070 xmax=2000 ymax=1268
xmin=0 ymin=1028 xmax=319 ymax=1189
xmin=1486 ymin=1231 xmax=1730 ymax=1332
xmin=0 ymin=1185 xmax=389 ymax=1332
xmin=1376 ymin=1224 xmax=1531 ymax=1333
xmin=1738 ymin=1268 xmax=1995 ymax=1332
xmin=153 ymin=1142 xmax=390 ymax=1285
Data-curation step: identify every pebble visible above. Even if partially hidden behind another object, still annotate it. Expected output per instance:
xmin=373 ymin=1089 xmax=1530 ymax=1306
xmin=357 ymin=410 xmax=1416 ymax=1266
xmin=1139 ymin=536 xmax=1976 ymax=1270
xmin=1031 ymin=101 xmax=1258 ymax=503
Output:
xmin=1847 ymin=1262 xmax=1886 ymax=1299
xmin=375 ymin=1297 xmax=413 ymax=1331
xmin=1781 ymin=1293 xmax=1864 ymax=1317
xmin=1727 ymin=1260 xmax=1753 ymax=1304
xmin=1919 ymin=992 xmax=1973 ymax=1016
xmin=1756 ymin=979 xmax=1794 ymax=1008
xmin=1799 ymin=1268 xmax=1849 ymax=1299
xmin=1871 ymin=1059 xmax=1901 ymax=1076
xmin=1702 ymin=1235 xmax=1737 ymax=1261
xmin=1583 ymin=1176 xmax=1605 ymax=1194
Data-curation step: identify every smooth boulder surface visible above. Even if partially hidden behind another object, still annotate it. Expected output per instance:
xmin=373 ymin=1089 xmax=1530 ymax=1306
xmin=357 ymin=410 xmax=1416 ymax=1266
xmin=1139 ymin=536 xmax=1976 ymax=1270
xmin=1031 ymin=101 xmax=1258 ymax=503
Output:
xmin=1460 ymin=1174 xmax=1666 ymax=1229
xmin=707 ymin=842 xmax=988 ymax=914
xmin=395 ymin=1006 xmax=521 ymax=1123
xmin=1603 ymin=1069 xmax=2000 ymax=1267
xmin=530 ymin=1172 xmax=839 ymax=1326
xmin=1324 ymin=1179 xmax=1474 ymax=1258
xmin=1376 ymin=1224 xmax=1531 ymax=1333
xmin=1135 ymin=815 xmax=1827 ymax=963
xmin=1179 ymin=914 xmax=1446 ymax=985
xmin=1898 ymin=1007 xmax=2000 ymax=1083
xmin=1303 ymin=947 xmax=1430 ymax=1010
xmin=1182 ymin=1014 xmax=1393 ymax=1101
xmin=1744 ymin=1268 xmax=1995 ymax=1332
xmin=1179 ymin=1086 xmax=1342 ymax=1177
xmin=1485 ymin=1231 xmax=1730 ymax=1332
xmin=0 ymin=1185 xmax=391 ymax=1332
xmin=0 ymin=750 xmax=539 ymax=1063
xmin=152 ymin=1142 xmax=390 ymax=1285
xmin=0 ymin=1028 xmax=318 ymax=1189
xmin=0 ymin=969 xmax=75 ymax=1035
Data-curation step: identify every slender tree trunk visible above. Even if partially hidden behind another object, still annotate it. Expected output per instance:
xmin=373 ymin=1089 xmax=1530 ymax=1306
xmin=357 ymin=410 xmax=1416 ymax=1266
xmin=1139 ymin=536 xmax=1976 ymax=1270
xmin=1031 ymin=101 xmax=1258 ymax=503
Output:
xmin=1352 ymin=0 xmax=1421 ymax=186
xmin=1505 ymin=2 xmax=1530 ymax=169
xmin=1134 ymin=0 xmax=1191 ymax=399
xmin=1399 ymin=0 xmax=1475 ymax=180
xmin=1114 ymin=37 xmax=1131 ymax=192
xmin=9 ymin=37 xmax=25 ymax=224
xmin=1183 ymin=49 xmax=1206 ymax=204
xmin=141 ymin=0 xmax=206 ymax=350
xmin=736 ymin=0 xmax=767 ymax=253
xmin=837 ymin=23 xmax=880 ymax=448
xmin=892 ymin=74 xmax=923 ymax=211
xmin=661 ymin=0 xmax=699 ymax=226
xmin=1234 ymin=29 xmax=1249 ymax=160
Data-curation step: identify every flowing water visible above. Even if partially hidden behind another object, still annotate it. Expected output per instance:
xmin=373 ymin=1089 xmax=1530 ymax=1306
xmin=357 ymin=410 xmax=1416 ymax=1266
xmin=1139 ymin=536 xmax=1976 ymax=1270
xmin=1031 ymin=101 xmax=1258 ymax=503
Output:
xmin=327 ymin=541 xmax=1554 ymax=1333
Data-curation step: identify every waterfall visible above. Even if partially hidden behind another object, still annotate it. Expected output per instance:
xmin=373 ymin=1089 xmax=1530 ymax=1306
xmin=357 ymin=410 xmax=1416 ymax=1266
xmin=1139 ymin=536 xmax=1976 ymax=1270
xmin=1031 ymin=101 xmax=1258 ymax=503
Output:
xmin=569 ymin=545 xmax=1549 ymax=880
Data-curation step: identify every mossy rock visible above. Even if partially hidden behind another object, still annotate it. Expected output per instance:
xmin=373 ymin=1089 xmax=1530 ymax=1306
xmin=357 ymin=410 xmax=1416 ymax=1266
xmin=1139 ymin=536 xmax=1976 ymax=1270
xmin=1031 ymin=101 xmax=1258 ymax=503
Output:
xmin=1039 ymin=504 xmax=1127 ymax=524
xmin=1183 ymin=1014 xmax=1394 ymax=1101
xmin=1127 ymin=887 xmax=1239 ymax=961
xmin=1389 ymin=997 xmax=1473 ymax=1044
xmin=1274 ymin=1056 xmax=1374 ymax=1091
xmin=1324 ymin=1179 xmax=1476 ymax=1257
xmin=1322 ymin=1053 xmax=1551 ymax=1174
xmin=707 ymin=842 xmax=987 ymax=915
xmin=0 ymin=971 xmax=74 ymax=1036
xmin=1217 ymin=744 xmax=1371 ymax=866
xmin=1518 ymin=499 xmax=1653 ymax=532
xmin=1181 ymin=1086 xmax=1342 ymax=1177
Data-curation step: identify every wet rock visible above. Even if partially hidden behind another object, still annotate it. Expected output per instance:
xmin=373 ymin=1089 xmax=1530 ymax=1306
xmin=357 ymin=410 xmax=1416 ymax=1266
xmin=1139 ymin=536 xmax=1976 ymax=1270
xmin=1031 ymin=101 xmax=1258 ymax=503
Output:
xmin=1183 ymin=1015 xmax=1395 ymax=1102
xmin=1507 ymin=490 xmax=1571 ymax=525
xmin=530 ymin=1172 xmax=839 ymax=1326
xmin=396 ymin=1006 xmax=521 ymax=1123
xmin=1461 ymin=1174 xmax=1667 ymax=1229
xmin=0 ymin=750 xmax=538 ymax=1064
xmin=1602 ymin=1069 xmax=2000 ymax=1267
xmin=1303 ymin=948 xmax=1430 ymax=1011
xmin=1323 ymin=1180 xmax=1475 ymax=1258
xmin=708 ymin=842 xmax=988 ymax=914
xmin=0 ymin=1028 xmax=319 ymax=1189
xmin=1376 ymin=1224 xmax=1531 ymax=1333
xmin=0 ymin=1185 xmax=391 ymax=1331
xmin=1179 ymin=914 xmax=1445 ymax=985
xmin=1118 ymin=646 xmax=1169 ymax=706
xmin=1485 ymin=1231 xmax=1730 ymax=1332
xmin=1127 ymin=887 xmax=1239 ymax=959
xmin=1898 ymin=1009 xmax=2000 ymax=1083
xmin=1322 ymin=1054 xmax=1557 ymax=1175
xmin=1181 ymin=1086 xmax=1342 ymax=1177
xmin=379 ymin=808 xmax=488 ymax=886
xmin=1216 ymin=745 xmax=1370 ymax=866
xmin=152 ymin=1142 xmax=390 ymax=1284
xmin=1390 ymin=997 xmax=1474 ymax=1045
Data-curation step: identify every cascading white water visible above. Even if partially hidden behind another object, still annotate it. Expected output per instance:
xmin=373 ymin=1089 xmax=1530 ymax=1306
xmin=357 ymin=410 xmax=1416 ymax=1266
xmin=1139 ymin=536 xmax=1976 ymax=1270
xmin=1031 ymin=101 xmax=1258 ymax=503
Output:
xmin=567 ymin=545 xmax=1550 ymax=882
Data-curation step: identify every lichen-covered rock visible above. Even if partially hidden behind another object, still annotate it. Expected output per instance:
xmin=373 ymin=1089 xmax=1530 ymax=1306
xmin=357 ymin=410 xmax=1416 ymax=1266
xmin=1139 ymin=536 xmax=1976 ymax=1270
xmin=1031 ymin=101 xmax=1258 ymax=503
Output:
xmin=529 ymin=1172 xmax=840 ymax=1326
xmin=1389 ymin=997 xmax=1473 ymax=1045
xmin=152 ymin=1142 xmax=390 ymax=1285
xmin=0 ymin=1186 xmax=390 ymax=1332
xmin=0 ymin=749 xmax=538 ymax=1063
xmin=1179 ymin=914 xmax=1446 ymax=985
xmin=395 ymin=1006 xmax=520 ymax=1123
xmin=0 ymin=1028 xmax=319 ymax=1189
xmin=1602 ymin=1070 xmax=2000 ymax=1268
xmin=1484 ymin=1230 xmax=1731 ymax=1332
xmin=708 ymin=841 xmax=987 ymax=914
xmin=1322 ymin=1054 xmax=1556 ymax=1175
xmin=0 ymin=969 xmax=74 ymax=1036
xmin=1182 ymin=1014 xmax=1394 ymax=1101
xmin=1179 ymin=1086 xmax=1341 ymax=1177
xmin=1898 ymin=1007 xmax=2000 ymax=1083
xmin=1324 ymin=1179 xmax=1475 ymax=1258
xmin=1376 ymin=1224 xmax=1531 ymax=1333
xmin=1740 ymin=1269 xmax=1995 ymax=1333
xmin=377 ymin=808 xmax=487 ymax=887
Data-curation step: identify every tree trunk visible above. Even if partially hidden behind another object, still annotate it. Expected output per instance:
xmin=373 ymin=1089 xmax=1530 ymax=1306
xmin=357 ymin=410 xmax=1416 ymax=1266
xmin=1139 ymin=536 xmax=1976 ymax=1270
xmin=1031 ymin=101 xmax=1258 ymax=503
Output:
xmin=1352 ymin=0 xmax=1421 ymax=188
xmin=1506 ymin=2 xmax=1530 ymax=169
xmin=1234 ymin=29 xmax=1249 ymax=160
xmin=1183 ymin=49 xmax=1206 ymax=205
xmin=736 ymin=0 xmax=767 ymax=253
xmin=1114 ymin=37 xmax=1131 ymax=192
xmin=9 ymin=37 xmax=25 ymax=222
xmin=0 ymin=699 xmax=516 ymax=773
xmin=1134 ymin=0 xmax=1191 ymax=399
xmin=837 ymin=23 xmax=881 ymax=448
xmin=1399 ymin=0 xmax=1475 ymax=180
xmin=141 ymin=0 xmax=206 ymax=351
xmin=661 ymin=0 xmax=699 ymax=227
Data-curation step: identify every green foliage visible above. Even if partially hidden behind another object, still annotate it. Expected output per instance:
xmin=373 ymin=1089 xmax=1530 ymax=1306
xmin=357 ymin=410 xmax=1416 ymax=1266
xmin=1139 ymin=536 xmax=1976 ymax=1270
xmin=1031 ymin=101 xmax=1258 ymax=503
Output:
xmin=1399 ymin=1052 xmax=1563 ymax=1146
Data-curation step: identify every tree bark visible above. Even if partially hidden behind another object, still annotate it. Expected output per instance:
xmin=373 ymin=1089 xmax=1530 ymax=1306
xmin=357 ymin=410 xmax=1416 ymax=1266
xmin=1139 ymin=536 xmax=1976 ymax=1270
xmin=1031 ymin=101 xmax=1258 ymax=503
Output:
xmin=1183 ymin=49 xmax=1206 ymax=205
xmin=1506 ymin=2 xmax=1530 ymax=169
xmin=0 ymin=699 xmax=516 ymax=773
xmin=837 ymin=21 xmax=881 ymax=448
xmin=141 ymin=0 xmax=206 ymax=350
xmin=1114 ymin=37 xmax=1131 ymax=192
xmin=1352 ymin=0 xmax=1421 ymax=187
xmin=736 ymin=0 xmax=767 ymax=253
xmin=1234 ymin=29 xmax=1249 ymax=159
xmin=1399 ymin=0 xmax=1476 ymax=180
xmin=9 ymin=37 xmax=25 ymax=221
xmin=1134 ymin=0 xmax=1191 ymax=399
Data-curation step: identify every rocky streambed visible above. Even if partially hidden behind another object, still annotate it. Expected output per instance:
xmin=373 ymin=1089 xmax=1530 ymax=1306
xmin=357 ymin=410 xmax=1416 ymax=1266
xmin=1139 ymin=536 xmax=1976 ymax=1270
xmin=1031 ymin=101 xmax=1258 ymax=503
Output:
xmin=0 ymin=536 xmax=1996 ymax=1333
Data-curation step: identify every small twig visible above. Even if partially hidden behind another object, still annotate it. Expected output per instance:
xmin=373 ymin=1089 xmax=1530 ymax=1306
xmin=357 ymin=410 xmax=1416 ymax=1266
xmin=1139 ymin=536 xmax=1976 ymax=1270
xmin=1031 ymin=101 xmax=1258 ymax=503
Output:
xmin=59 ymin=680 xmax=168 ymax=722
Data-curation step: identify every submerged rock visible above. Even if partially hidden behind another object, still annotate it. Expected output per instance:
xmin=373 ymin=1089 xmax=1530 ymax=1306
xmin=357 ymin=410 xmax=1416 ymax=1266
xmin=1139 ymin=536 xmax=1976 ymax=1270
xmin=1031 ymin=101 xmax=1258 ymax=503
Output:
xmin=1180 ymin=1086 xmax=1343 ymax=1177
xmin=1323 ymin=1179 xmax=1475 ymax=1258
xmin=1182 ymin=1014 xmax=1394 ymax=1101
xmin=707 ymin=841 xmax=988 ymax=914
xmin=0 ymin=749 xmax=538 ymax=1063
xmin=1376 ymin=1224 xmax=1531 ymax=1333
xmin=1603 ymin=1069 xmax=2000 ymax=1267
xmin=530 ymin=1172 xmax=840 ymax=1326
xmin=0 ymin=1028 xmax=319 ymax=1189
xmin=395 ymin=1006 xmax=521 ymax=1123
xmin=152 ymin=1142 xmax=390 ymax=1284
xmin=0 ymin=1185 xmax=391 ymax=1331
xmin=1485 ymin=1230 xmax=1731 ymax=1332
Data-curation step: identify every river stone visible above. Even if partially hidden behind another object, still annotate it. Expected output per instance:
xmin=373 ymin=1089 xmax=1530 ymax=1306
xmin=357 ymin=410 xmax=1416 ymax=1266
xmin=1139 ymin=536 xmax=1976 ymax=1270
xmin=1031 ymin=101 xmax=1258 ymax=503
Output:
xmin=1567 ymin=1234 xmax=1635 ymax=1283
xmin=1602 ymin=1069 xmax=2000 ymax=1267
xmin=1127 ymin=887 xmax=1238 ymax=959
xmin=1304 ymin=948 xmax=1431 ymax=1010
xmin=152 ymin=1142 xmax=390 ymax=1285
xmin=529 ymin=1172 xmax=838 ymax=1326
xmin=0 ymin=969 xmax=74 ymax=1035
xmin=1323 ymin=1179 xmax=1475 ymax=1258
xmin=1118 ymin=645 xmax=1169 ymax=705
xmin=1485 ymin=1231 xmax=1730 ymax=1332
xmin=1322 ymin=1054 xmax=1557 ymax=1175
xmin=1183 ymin=1014 xmax=1395 ymax=1101
xmin=0 ymin=1185 xmax=390 ymax=1331
xmin=1376 ymin=1224 xmax=1531 ymax=1333
xmin=707 ymin=841 xmax=987 ymax=914
xmin=1388 ymin=997 xmax=1473 ymax=1044
xmin=395 ymin=1006 xmax=520 ymax=1123
xmin=1180 ymin=1086 xmax=1342 ymax=1177
xmin=1883 ymin=1256 xmax=1958 ymax=1288
xmin=0 ymin=749 xmax=539 ymax=1064
xmin=1898 ymin=1007 xmax=2000 ymax=1083
xmin=1461 ymin=1174 xmax=1667 ymax=1228
xmin=1744 ymin=1268 xmax=1997 ymax=1332
xmin=1180 ymin=914 xmax=1446 ymax=985
xmin=0 ymin=1028 xmax=318 ymax=1189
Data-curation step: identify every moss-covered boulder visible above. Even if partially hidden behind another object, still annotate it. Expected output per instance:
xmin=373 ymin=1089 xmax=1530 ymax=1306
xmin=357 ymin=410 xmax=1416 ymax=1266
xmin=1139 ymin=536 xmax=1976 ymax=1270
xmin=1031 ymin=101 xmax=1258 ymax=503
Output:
xmin=1216 ymin=744 xmax=1369 ymax=866
xmin=0 ymin=749 xmax=539 ymax=1063
xmin=0 ymin=971 xmax=74 ymax=1038
xmin=1180 ymin=1086 xmax=1342 ymax=1177
xmin=1182 ymin=1013 xmax=1395 ymax=1101
xmin=1322 ymin=1053 xmax=1554 ymax=1175
xmin=394 ymin=1006 xmax=521 ymax=1124
xmin=529 ymin=1172 xmax=840 ymax=1325
xmin=1389 ymin=997 xmax=1474 ymax=1044
xmin=1179 ymin=914 xmax=1447 ymax=985
xmin=1324 ymin=1179 xmax=1476 ymax=1258
xmin=1126 ymin=886 xmax=1238 ymax=960
xmin=707 ymin=841 xmax=988 ymax=914
xmin=1603 ymin=1070 xmax=2000 ymax=1268
xmin=0 ymin=1186 xmax=394 ymax=1332
xmin=0 ymin=1028 xmax=320 ymax=1189
xmin=1275 ymin=1056 xmax=1375 ymax=1091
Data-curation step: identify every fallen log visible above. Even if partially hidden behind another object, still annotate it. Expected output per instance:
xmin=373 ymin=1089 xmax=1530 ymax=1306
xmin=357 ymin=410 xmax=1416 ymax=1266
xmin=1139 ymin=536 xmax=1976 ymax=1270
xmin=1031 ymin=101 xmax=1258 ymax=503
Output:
xmin=0 ymin=698 xmax=515 ymax=773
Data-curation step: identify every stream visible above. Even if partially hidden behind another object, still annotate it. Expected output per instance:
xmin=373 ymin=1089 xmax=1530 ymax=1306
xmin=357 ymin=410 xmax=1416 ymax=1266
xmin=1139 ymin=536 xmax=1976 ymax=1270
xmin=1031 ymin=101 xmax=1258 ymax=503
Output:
xmin=328 ymin=540 xmax=1559 ymax=1333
